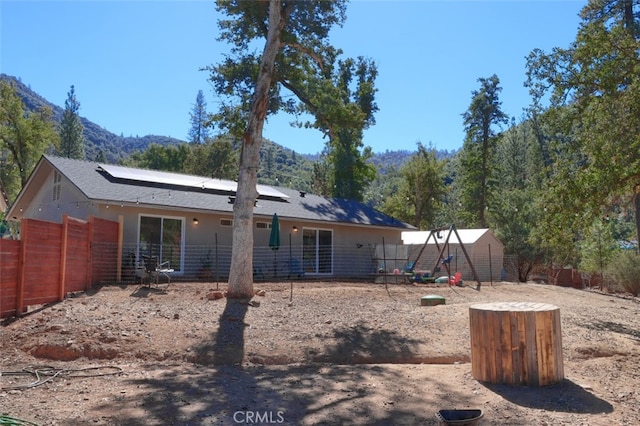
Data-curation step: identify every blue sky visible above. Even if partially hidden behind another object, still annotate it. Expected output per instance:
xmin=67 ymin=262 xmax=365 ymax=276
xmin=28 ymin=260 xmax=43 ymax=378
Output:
xmin=1 ymin=1 xmax=584 ymax=155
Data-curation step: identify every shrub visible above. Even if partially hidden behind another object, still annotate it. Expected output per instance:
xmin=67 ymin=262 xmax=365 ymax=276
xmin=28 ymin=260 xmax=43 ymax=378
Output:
xmin=604 ymin=251 xmax=640 ymax=296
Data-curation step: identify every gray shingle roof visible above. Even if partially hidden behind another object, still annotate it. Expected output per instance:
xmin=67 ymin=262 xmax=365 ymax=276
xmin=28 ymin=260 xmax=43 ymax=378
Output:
xmin=45 ymin=155 xmax=414 ymax=230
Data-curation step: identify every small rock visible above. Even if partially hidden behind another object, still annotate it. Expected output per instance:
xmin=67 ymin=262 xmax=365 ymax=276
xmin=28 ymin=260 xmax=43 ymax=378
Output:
xmin=173 ymin=313 xmax=180 ymax=320
xmin=255 ymin=289 xmax=266 ymax=297
xmin=206 ymin=291 xmax=225 ymax=300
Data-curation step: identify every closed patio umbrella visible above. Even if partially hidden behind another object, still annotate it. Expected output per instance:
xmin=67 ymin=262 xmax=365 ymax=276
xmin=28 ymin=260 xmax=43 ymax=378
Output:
xmin=269 ymin=213 xmax=280 ymax=278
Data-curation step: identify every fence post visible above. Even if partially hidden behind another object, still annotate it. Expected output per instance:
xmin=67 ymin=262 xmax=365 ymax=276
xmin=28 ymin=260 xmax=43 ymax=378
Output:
xmin=59 ymin=215 xmax=69 ymax=301
xmin=488 ymin=244 xmax=493 ymax=286
xmin=116 ymin=215 xmax=124 ymax=283
xmin=16 ymin=219 xmax=28 ymax=317
xmin=87 ymin=216 xmax=94 ymax=290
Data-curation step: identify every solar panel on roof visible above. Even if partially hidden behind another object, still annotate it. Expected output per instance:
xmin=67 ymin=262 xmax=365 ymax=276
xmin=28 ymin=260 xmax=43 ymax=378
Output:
xmin=97 ymin=163 xmax=289 ymax=199
xmin=256 ymin=183 xmax=291 ymax=198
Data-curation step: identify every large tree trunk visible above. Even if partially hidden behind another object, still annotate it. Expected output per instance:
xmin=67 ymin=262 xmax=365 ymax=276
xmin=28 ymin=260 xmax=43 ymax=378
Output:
xmin=635 ymin=188 xmax=640 ymax=256
xmin=227 ymin=0 xmax=284 ymax=299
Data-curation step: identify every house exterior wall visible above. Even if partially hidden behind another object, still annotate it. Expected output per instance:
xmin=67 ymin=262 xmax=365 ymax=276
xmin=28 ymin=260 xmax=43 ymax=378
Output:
xmin=330 ymin=223 xmax=403 ymax=278
xmin=17 ymin=167 xmax=97 ymax=223
xmin=18 ymin=168 xmax=405 ymax=281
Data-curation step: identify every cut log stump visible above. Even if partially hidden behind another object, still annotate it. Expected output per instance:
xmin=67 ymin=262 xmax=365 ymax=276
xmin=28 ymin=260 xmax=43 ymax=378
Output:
xmin=469 ymin=302 xmax=564 ymax=386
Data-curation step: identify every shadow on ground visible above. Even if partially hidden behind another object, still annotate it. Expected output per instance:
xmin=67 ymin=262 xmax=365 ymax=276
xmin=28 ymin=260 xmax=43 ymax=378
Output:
xmin=95 ymin=363 xmax=473 ymax=425
xmin=585 ymin=320 xmax=640 ymax=341
xmin=485 ymin=379 xmax=613 ymax=414
xmin=92 ymin=299 xmax=472 ymax=425
xmin=310 ymin=320 xmax=454 ymax=364
xmin=129 ymin=286 xmax=169 ymax=298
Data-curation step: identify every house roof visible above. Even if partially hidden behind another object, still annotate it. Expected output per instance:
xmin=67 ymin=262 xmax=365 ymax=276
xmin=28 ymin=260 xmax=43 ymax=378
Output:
xmin=11 ymin=155 xmax=414 ymax=230
xmin=402 ymin=228 xmax=495 ymax=245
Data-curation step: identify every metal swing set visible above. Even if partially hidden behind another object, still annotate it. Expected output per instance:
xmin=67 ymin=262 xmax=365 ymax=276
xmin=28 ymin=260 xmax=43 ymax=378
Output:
xmin=407 ymin=224 xmax=482 ymax=291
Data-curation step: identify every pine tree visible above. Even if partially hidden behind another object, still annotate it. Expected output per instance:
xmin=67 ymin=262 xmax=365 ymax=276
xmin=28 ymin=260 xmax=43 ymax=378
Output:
xmin=459 ymin=75 xmax=508 ymax=227
xmin=188 ymin=90 xmax=210 ymax=144
xmin=58 ymin=85 xmax=85 ymax=159
xmin=381 ymin=143 xmax=446 ymax=229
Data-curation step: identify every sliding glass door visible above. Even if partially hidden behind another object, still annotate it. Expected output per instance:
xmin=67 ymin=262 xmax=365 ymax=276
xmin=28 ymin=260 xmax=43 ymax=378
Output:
xmin=139 ymin=215 xmax=183 ymax=272
xmin=302 ymin=228 xmax=333 ymax=275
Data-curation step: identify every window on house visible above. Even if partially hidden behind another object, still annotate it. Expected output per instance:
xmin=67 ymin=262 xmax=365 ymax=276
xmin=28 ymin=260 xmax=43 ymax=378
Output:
xmin=220 ymin=218 xmax=233 ymax=227
xmin=139 ymin=215 xmax=184 ymax=272
xmin=302 ymin=228 xmax=333 ymax=274
xmin=53 ymin=171 xmax=61 ymax=201
xmin=256 ymin=222 xmax=272 ymax=230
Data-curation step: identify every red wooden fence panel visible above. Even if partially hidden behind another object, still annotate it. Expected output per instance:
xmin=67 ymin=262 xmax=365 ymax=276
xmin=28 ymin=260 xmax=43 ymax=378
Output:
xmin=552 ymin=268 xmax=583 ymax=289
xmin=64 ymin=216 xmax=91 ymax=293
xmin=91 ymin=217 xmax=120 ymax=285
xmin=20 ymin=219 xmax=63 ymax=307
xmin=0 ymin=215 xmax=120 ymax=319
xmin=0 ymin=239 xmax=20 ymax=318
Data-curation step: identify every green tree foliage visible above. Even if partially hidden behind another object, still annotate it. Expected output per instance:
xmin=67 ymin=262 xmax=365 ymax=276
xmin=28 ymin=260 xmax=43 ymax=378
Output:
xmin=381 ymin=143 xmax=446 ymax=229
xmin=188 ymin=90 xmax=210 ymax=144
xmin=311 ymin=158 xmax=333 ymax=197
xmin=184 ymin=136 xmax=238 ymax=180
xmin=297 ymin=57 xmax=378 ymax=201
xmin=58 ymin=85 xmax=85 ymax=159
xmin=490 ymin=119 xmax=547 ymax=281
xmin=0 ymin=80 xmax=59 ymax=202
xmin=579 ymin=218 xmax=616 ymax=279
xmin=126 ymin=143 xmax=189 ymax=172
xmin=264 ymin=142 xmax=274 ymax=179
xmin=257 ymin=139 xmax=313 ymax=191
xmin=526 ymin=0 xmax=640 ymax=258
xmin=363 ymin=165 xmax=402 ymax=210
xmin=605 ymin=249 xmax=640 ymax=295
xmin=458 ymin=75 xmax=509 ymax=228
xmin=208 ymin=2 xmax=375 ymax=201
xmin=94 ymin=150 xmax=106 ymax=163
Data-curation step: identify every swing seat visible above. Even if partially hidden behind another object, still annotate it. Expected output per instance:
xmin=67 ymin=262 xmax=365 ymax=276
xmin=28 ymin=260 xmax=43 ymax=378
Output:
xmin=441 ymin=255 xmax=454 ymax=264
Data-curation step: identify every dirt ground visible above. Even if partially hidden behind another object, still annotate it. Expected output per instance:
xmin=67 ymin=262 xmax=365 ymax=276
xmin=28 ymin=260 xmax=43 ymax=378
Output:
xmin=1 ymin=280 xmax=639 ymax=425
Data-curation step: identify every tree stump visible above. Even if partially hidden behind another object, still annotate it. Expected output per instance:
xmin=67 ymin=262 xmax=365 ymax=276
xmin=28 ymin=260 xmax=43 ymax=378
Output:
xmin=469 ymin=302 xmax=564 ymax=386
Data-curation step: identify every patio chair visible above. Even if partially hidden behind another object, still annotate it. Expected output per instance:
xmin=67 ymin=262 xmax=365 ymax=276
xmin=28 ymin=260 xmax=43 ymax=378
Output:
xmin=143 ymin=256 xmax=174 ymax=286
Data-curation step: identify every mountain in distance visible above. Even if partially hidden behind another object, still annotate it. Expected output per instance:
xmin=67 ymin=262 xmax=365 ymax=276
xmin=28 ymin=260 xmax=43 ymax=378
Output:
xmin=1 ymin=74 xmax=184 ymax=164
xmin=2 ymin=74 xmax=431 ymax=174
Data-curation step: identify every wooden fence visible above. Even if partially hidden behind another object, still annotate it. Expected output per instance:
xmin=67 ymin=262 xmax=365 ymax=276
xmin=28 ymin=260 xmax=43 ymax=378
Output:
xmin=0 ymin=215 xmax=119 ymax=319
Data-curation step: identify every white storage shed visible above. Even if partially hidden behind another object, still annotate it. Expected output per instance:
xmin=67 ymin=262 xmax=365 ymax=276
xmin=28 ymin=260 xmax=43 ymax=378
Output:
xmin=401 ymin=228 xmax=504 ymax=282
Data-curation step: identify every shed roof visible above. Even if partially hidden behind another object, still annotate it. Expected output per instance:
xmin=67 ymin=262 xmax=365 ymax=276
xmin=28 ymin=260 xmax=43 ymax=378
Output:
xmin=10 ymin=155 xmax=414 ymax=230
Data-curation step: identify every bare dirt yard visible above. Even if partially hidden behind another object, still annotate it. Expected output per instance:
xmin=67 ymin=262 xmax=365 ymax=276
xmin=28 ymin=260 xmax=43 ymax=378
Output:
xmin=1 ymin=280 xmax=639 ymax=425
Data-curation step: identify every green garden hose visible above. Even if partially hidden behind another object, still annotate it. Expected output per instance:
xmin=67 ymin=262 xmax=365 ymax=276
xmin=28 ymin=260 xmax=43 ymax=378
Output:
xmin=0 ymin=415 xmax=39 ymax=426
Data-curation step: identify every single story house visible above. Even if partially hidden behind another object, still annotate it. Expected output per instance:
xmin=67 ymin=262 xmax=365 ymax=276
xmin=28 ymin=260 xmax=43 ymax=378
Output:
xmin=401 ymin=228 xmax=504 ymax=282
xmin=7 ymin=155 xmax=414 ymax=280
